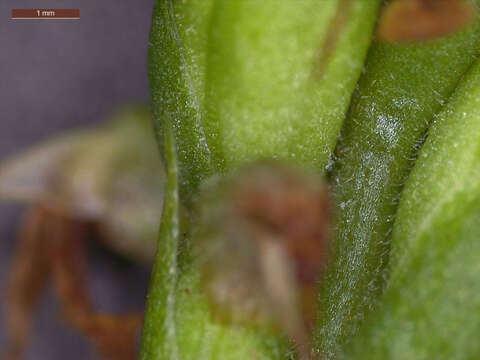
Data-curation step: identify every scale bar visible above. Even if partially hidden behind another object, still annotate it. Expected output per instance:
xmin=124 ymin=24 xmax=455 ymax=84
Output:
xmin=12 ymin=9 xmax=80 ymax=20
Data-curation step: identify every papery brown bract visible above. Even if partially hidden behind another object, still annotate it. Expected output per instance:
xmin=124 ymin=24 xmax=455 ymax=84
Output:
xmin=194 ymin=162 xmax=330 ymax=359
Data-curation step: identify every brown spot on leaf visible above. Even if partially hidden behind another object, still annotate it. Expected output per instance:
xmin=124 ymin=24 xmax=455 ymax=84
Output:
xmin=377 ymin=0 xmax=476 ymax=43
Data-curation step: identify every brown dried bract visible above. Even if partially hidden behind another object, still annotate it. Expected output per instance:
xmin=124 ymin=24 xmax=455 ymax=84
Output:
xmin=2 ymin=205 xmax=142 ymax=360
xmin=377 ymin=0 xmax=476 ymax=43
xmin=49 ymin=212 xmax=142 ymax=360
xmin=233 ymin=163 xmax=330 ymax=328
xmin=196 ymin=161 xmax=330 ymax=360
xmin=2 ymin=207 xmax=51 ymax=360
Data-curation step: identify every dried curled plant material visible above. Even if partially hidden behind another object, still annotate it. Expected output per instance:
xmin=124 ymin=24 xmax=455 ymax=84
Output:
xmin=2 ymin=207 xmax=51 ymax=360
xmin=0 ymin=106 xmax=164 ymax=264
xmin=377 ymin=0 xmax=476 ymax=42
xmin=194 ymin=162 xmax=330 ymax=359
xmin=49 ymin=212 xmax=142 ymax=360
xmin=2 ymin=206 xmax=142 ymax=360
xmin=0 ymin=107 xmax=161 ymax=359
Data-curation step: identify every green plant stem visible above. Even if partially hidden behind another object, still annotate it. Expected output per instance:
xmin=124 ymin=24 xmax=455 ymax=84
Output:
xmin=140 ymin=124 xmax=180 ymax=360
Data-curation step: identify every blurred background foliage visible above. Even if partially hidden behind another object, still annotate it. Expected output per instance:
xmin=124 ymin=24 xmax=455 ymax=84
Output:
xmin=0 ymin=1 xmax=155 ymax=359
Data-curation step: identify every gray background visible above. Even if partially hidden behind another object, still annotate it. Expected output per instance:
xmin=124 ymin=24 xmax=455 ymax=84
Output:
xmin=0 ymin=1 xmax=155 ymax=358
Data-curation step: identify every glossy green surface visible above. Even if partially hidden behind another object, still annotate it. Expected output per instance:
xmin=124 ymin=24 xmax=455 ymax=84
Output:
xmin=344 ymin=59 xmax=480 ymax=360
xmin=315 ymin=10 xmax=480 ymax=358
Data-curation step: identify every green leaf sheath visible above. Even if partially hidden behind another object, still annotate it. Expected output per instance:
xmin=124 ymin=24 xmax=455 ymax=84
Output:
xmin=315 ymin=9 xmax=480 ymax=358
xmin=144 ymin=0 xmax=381 ymax=359
xmin=148 ymin=0 xmax=215 ymax=205
xmin=204 ymin=0 xmax=381 ymax=173
xmin=148 ymin=0 xmax=381 ymax=205
xmin=344 ymin=58 xmax=480 ymax=360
